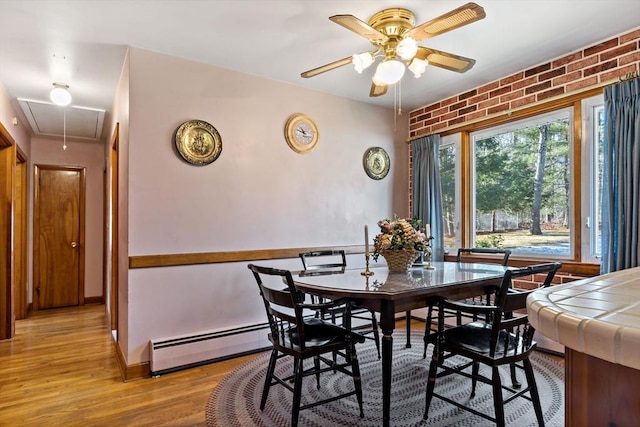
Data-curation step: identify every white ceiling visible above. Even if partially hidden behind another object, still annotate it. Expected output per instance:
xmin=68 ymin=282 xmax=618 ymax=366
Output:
xmin=1 ymin=0 xmax=639 ymax=141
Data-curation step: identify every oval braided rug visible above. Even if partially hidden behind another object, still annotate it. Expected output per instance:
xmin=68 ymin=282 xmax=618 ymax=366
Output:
xmin=206 ymin=331 xmax=564 ymax=426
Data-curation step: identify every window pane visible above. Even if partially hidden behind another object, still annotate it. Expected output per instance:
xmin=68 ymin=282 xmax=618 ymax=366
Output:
xmin=592 ymin=105 xmax=604 ymax=258
xmin=440 ymin=143 xmax=456 ymax=251
xmin=472 ymin=110 xmax=572 ymax=256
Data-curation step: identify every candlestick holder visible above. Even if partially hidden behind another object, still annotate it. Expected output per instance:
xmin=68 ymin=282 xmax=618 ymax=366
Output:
xmin=424 ymin=236 xmax=436 ymax=270
xmin=361 ymin=254 xmax=374 ymax=276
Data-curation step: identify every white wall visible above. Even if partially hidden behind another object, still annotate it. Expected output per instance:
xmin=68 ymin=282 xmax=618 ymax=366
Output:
xmin=121 ymin=47 xmax=410 ymax=364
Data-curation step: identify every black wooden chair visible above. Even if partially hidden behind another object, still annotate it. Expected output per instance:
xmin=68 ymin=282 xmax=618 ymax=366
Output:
xmin=422 ymin=247 xmax=512 ymax=358
xmin=248 ymin=263 xmax=365 ymax=427
xmin=299 ymin=250 xmax=381 ymax=359
xmin=423 ymin=262 xmax=561 ymax=427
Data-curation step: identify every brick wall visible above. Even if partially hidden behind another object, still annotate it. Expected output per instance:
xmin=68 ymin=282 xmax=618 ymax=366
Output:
xmin=408 ymin=29 xmax=640 ymax=137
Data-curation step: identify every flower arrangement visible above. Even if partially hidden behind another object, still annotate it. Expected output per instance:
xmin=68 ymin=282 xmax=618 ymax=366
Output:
xmin=372 ymin=215 xmax=427 ymax=261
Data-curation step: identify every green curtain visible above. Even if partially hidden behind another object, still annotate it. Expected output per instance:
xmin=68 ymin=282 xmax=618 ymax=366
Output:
xmin=601 ymin=77 xmax=640 ymax=273
xmin=411 ymin=135 xmax=444 ymax=261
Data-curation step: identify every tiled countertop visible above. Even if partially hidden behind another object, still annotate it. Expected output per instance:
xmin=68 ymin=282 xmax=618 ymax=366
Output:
xmin=527 ymin=266 xmax=640 ymax=370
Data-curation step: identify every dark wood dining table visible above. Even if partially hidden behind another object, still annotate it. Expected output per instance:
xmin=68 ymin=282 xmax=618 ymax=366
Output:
xmin=293 ymin=261 xmax=509 ymax=427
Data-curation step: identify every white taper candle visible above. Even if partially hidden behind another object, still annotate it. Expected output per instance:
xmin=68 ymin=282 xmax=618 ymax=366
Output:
xmin=365 ymin=225 xmax=369 ymax=258
xmin=425 ymin=223 xmax=431 ymax=238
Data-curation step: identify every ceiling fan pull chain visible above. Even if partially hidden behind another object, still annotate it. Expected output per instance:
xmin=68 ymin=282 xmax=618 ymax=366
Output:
xmin=63 ymin=109 xmax=67 ymax=151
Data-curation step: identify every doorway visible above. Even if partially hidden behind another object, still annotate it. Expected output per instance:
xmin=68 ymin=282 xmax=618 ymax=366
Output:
xmin=33 ymin=165 xmax=86 ymax=310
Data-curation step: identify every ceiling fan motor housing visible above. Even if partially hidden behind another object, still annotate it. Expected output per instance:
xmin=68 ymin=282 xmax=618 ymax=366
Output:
xmin=368 ymin=8 xmax=415 ymax=56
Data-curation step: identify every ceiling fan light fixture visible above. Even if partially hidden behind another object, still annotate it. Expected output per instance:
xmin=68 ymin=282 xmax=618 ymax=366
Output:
xmin=50 ymin=82 xmax=71 ymax=106
xmin=408 ymin=57 xmax=429 ymax=78
xmin=373 ymin=59 xmax=405 ymax=85
xmin=396 ymin=36 xmax=418 ymax=60
xmin=352 ymin=52 xmax=375 ymax=73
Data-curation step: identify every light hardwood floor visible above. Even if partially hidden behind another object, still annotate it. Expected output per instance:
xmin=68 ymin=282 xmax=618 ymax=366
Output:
xmin=0 ymin=304 xmax=564 ymax=426
xmin=0 ymin=305 xmax=261 ymax=426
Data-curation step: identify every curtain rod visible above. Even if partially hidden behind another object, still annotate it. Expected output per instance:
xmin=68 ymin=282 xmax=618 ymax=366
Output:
xmin=406 ymin=74 xmax=633 ymax=144
xmin=618 ymin=69 xmax=639 ymax=82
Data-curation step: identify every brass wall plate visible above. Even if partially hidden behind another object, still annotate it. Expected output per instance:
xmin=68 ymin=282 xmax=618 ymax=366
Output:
xmin=284 ymin=113 xmax=319 ymax=154
xmin=175 ymin=120 xmax=222 ymax=165
xmin=363 ymin=147 xmax=390 ymax=179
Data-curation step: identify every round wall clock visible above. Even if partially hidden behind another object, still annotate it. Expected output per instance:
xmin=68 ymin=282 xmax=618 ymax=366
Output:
xmin=363 ymin=147 xmax=390 ymax=180
xmin=175 ymin=119 xmax=222 ymax=166
xmin=284 ymin=113 xmax=319 ymax=154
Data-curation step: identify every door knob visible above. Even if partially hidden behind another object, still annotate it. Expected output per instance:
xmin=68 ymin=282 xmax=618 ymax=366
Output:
xmin=71 ymin=241 xmax=78 ymax=248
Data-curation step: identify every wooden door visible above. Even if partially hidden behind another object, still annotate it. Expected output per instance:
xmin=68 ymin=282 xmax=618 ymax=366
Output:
xmin=0 ymin=123 xmax=15 ymax=338
xmin=14 ymin=149 xmax=28 ymax=319
xmin=34 ymin=165 xmax=85 ymax=310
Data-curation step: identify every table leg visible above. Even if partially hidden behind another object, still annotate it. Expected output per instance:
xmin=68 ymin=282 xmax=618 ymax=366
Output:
xmin=379 ymin=301 xmax=395 ymax=427
xmin=405 ymin=310 xmax=411 ymax=348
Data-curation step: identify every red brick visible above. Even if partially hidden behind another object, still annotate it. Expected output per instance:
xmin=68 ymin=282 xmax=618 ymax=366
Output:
xmin=525 ymin=62 xmax=552 ymax=77
xmin=584 ymin=60 xmax=618 ymax=77
xmin=553 ymin=52 xmax=583 ymax=67
xmin=537 ymin=87 xmax=565 ymax=101
xmin=584 ymin=38 xmax=619 ymax=57
xmin=424 ymin=117 xmax=441 ymax=126
xmin=416 ymin=113 xmax=431 ymax=121
xmin=468 ymin=92 xmax=489 ymax=104
xmin=512 ymin=76 xmax=538 ymax=90
xmin=510 ymin=95 xmax=536 ymax=109
xmin=489 ymin=85 xmax=512 ymax=98
xmin=478 ymin=81 xmax=500 ymax=94
xmin=441 ymin=111 xmax=457 ymax=121
xmin=448 ymin=101 xmax=467 ymax=112
xmin=601 ymin=42 xmax=638 ymax=61
xmin=500 ymin=72 xmax=524 ymax=85
xmin=478 ymin=97 xmax=500 ymax=110
xmin=424 ymin=103 xmax=441 ymax=112
xmin=601 ymin=64 xmax=639 ymax=82
xmin=525 ymin=81 xmax=552 ymax=94
xmin=619 ymin=50 xmax=640 ymax=66
xmin=487 ymin=103 xmax=509 ymax=114
xmin=448 ymin=117 xmax=465 ymax=126
xmin=568 ymin=55 xmax=599 ymax=72
xmin=620 ymin=30 xmax=640 ymax=43
xmin=553 ymin=70 xmax=583 ymax=86
xmin=459 ymin=105 xmax=477 ymax=115
xmin=441 ymin=97 xmax=457 ymax=107
xmin=459 ymin=89 xmax=478 ymax=100
xmin=567 ymin=76 xmax=599 ymax=92
xmin=410 ymin=122 xmax=423 ymax=131
xmin=432 ymin=106 xmax=449 ymax=117
xmin=539 ymin=66 xmax=566 ymax=81
xmin=501 ymin=89 xmax=524 ymax=102
xmin=466 ymin=110 xmax=487 ymax=121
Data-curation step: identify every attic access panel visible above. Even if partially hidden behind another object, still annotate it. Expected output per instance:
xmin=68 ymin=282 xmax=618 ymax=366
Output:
xmin=17 ymin=98 xmax=105 ymax=141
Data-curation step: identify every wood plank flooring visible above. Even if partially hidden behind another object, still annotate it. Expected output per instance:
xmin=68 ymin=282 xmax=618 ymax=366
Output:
xmin=0 ymin=305 xmax=261 ymax=426
xmin=0 ymin=304 xmax=564 ymax=426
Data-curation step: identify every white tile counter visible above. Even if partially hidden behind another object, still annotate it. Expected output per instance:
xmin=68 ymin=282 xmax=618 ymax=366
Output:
xmin=527 ymin=266 xmax=640 ymax=369
xmin=527 ymin=267 xmax=640 ymax=426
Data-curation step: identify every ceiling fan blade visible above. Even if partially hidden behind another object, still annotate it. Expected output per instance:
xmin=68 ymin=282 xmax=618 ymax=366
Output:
xmin=369 ymin=82 xmax=388 ymax=97
xmin=329 ymin=14 xmax=388 ymax=43
xmin=407 ymin=2 xmax=486 ymax=41
xmin=301 ymin=56 xmax=353 ymax=78
xmin=417 ymin=47 xmax=476 ymax=73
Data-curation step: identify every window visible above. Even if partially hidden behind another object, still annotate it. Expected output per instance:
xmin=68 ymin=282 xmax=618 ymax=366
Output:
xmin=470 ymin=109 xmax=573 ymax=257
xmin=581 ymin=94 xmax=605 ymax=262
xmin=439 ymin=134 xmax=461 ymax=253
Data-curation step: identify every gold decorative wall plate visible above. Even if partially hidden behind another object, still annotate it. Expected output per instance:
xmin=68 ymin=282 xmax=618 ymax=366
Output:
xmin=363 ymin=147 xmax=390 ymax=179
xmin=284 ymin=113 xmax=319 ymax=154
xmin=175 ymin=120 xmax=222 ymax=165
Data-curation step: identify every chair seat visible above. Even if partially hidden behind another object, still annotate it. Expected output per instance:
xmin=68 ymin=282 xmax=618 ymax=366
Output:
xmin=287 ymin=318 xmax=366 ymax=348
xmin=442 ymin=321 xmax=535 ymax=360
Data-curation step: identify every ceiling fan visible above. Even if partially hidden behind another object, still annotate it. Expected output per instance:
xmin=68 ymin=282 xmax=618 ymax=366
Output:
xmin=301 ymin=2 xmax=486 ymax=97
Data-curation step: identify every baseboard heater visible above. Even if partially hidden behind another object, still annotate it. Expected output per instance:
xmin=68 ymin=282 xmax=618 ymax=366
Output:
xmin=149 ymin=322 xmax=271 ymax=376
